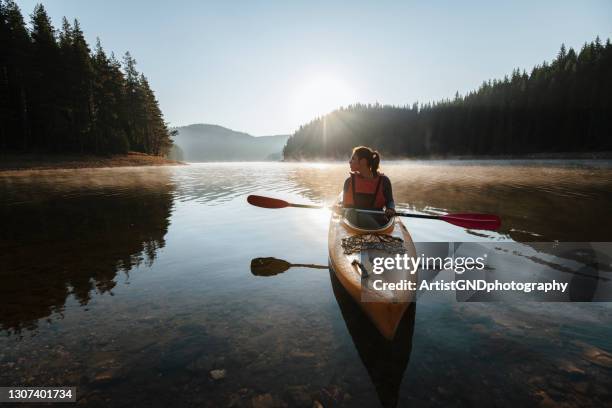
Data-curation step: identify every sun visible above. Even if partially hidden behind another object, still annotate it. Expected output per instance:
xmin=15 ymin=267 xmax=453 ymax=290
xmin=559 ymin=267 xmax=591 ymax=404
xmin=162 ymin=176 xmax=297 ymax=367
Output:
xmin=290 ymin=74 xmax=356 ymax=123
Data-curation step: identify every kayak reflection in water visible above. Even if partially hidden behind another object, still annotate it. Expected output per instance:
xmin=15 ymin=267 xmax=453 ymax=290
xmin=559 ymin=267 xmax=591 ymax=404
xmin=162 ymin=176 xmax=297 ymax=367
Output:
xmin=341 ymin=146 xmax=396 ymax=229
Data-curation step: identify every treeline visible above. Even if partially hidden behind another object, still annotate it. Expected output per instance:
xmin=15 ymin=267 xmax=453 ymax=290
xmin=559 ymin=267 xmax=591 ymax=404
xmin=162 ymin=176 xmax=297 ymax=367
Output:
xmin=0 ymin=1 xmax=174 ymax=155
xmin=283 ymin=37 xmax=612 ymax=159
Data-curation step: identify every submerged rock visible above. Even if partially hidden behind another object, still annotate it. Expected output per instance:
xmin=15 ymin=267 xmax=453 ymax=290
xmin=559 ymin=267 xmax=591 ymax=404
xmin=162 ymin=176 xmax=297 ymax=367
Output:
xmin=209 ymin=369 xmax=226 ymax=380
xmin=251 ymin=394 xmax=274 ymax=408
xmin=251 ymin=393 xmax=286 ymax=408
xmin=93 ymin=371 xmax=116 ymax=383
xmin=583 ymin=346 xmax=612 ymax=368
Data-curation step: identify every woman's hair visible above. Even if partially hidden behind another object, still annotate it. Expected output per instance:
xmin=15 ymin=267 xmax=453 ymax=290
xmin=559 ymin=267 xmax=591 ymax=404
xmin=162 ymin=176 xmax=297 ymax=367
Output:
xmin=352 ymin=146 xmax=381 ymax=175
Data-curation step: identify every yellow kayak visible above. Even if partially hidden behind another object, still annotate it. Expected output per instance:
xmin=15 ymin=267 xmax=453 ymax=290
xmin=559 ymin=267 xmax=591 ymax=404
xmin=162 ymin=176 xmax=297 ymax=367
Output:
xmin=328 ymin=205 xmax=418 ymax=340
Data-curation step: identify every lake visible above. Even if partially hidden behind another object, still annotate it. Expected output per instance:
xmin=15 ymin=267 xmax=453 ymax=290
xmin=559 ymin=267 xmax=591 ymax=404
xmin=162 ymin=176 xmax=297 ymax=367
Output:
xmin=1 ymin=161 xmax=612 ymax=407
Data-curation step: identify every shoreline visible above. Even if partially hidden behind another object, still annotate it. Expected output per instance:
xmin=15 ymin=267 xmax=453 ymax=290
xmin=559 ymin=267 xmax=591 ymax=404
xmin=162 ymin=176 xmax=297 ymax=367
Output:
xmin=282 ymin=151 xmax=612 ymax=162
xmin=0 ymin=152 xmax=185 ymax=173
xmin=4 ymin=151 xmax=610 ymax=172
xmin=406 ymin=151 xmax=612 ymax=161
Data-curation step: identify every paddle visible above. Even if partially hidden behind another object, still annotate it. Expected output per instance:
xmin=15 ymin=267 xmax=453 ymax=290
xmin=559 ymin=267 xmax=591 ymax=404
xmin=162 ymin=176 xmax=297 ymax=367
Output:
xmin=247 ymin=194 xmax=501 ymax=231
xmin=250 ymin=257 xmax=328 ymax=276
xmin=247 ymin=194 xmax=324 ymax=209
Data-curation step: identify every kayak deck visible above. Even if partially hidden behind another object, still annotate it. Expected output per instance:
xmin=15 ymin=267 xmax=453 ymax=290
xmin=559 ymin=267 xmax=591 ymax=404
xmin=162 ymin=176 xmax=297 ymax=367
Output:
xmin=328 ymin=208 xmax=418 ymax=340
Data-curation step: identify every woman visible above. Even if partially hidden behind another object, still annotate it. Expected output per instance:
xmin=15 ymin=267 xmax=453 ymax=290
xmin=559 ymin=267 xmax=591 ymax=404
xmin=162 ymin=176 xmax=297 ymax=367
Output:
xmin=342 ymin=146 xmax=396 ymax=218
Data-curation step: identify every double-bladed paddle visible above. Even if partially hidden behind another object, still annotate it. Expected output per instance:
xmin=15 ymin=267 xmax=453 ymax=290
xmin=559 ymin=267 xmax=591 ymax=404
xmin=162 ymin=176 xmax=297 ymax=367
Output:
xmin=247 ymin=194 xmax=501 ymax=231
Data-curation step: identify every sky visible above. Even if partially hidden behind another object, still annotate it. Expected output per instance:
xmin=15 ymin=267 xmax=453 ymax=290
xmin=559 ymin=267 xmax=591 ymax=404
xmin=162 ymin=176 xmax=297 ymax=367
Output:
xmin=15 ymin=0 xmax=612 ymax=135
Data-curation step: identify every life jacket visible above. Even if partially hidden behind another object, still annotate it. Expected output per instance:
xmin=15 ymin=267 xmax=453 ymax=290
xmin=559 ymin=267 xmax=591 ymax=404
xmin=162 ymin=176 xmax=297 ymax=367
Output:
xmin=343 ymin=173 xmax=387 ymax=210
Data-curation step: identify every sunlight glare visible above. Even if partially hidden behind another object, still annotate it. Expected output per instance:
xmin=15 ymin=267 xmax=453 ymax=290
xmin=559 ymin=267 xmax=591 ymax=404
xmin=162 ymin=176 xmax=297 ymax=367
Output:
xmin=290 ymin=75 xmax=356 ymax=123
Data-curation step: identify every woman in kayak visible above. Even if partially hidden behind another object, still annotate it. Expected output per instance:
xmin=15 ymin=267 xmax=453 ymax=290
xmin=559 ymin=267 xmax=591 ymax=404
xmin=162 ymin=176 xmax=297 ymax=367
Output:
xmin=342 ymin=146 xmax=396 ymax=217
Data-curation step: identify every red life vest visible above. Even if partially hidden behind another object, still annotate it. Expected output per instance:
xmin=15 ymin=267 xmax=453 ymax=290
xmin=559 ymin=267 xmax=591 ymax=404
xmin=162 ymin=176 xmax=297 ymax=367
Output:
xmin=343 ymin=173 xmax=387 ymax=209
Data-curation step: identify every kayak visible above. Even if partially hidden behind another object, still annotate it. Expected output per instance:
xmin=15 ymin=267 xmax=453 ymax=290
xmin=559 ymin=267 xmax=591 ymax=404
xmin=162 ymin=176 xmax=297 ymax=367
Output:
xmin=328 ymin=204 xmax=418 ymax=340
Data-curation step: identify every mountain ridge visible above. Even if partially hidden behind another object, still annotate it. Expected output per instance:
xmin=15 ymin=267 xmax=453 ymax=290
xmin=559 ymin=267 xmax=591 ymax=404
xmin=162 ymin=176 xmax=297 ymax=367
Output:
xmin=171 ymin=123 xmax=290 ymax=162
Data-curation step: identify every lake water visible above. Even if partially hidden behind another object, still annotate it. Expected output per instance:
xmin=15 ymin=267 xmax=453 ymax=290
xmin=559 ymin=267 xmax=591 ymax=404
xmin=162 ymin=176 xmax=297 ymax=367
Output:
xmin=1 ymin=161 xmax=612 ymax=407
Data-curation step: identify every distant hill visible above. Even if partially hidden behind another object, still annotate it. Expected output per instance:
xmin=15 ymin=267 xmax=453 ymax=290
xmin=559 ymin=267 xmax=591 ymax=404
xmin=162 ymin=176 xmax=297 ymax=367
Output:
xmin=172 ymin=124 xmax=290 ymax=162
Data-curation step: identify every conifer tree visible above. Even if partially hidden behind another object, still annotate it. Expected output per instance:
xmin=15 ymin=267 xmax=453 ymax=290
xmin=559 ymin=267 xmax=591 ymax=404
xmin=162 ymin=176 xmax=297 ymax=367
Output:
xmin=122 ymin=51 xmax=144 ymax=151
xmin=1 ymin=0 xmax=30 ymax=150
xmin=92 ymin=40 xmax=128 ymax=153
xmin=70 ymin=19 xmax=94 ymax=152
xmin=56 ymin=17 xmax=73 ymax=149
xmin=29 ymin=3 xmax=60 ymax=151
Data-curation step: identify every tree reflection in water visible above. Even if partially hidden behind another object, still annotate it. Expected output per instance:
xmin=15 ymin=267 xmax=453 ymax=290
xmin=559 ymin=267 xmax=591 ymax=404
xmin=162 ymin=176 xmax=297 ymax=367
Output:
xmin=0 ymin=170 xmax=175 ymax=334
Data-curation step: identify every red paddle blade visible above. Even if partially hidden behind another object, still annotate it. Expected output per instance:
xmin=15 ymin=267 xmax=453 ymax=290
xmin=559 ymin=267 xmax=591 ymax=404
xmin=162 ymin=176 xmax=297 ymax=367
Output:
xmin=440 ymin=213 xmax=501 ymax=231
xmin=247 ymin=195 xmax=290 ymax=209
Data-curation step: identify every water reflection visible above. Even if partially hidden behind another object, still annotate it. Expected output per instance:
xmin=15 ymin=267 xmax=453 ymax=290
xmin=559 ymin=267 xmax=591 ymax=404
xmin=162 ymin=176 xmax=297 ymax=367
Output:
xmin=330 ymin=270 xmax=415 ymax=408
xmin=0 ymin=168 xmax=175 ymax=334
xmin=170 ymin=163 xmax=302 ymax=204
xmin=250 ymin=257 xmax=415 ymax=408
xmin=250 ymin=257 xmax=328 ymax=276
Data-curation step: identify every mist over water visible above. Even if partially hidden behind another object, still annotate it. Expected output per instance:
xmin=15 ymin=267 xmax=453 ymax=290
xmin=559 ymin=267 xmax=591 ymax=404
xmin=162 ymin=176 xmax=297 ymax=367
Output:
xmin=1 ymin=161 xmax=611 ymax=407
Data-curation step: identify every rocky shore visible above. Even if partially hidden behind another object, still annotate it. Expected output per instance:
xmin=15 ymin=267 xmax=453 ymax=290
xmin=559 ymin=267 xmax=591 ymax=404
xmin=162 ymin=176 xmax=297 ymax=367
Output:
xmin=0 ymin=152 xmax=184 ymax=173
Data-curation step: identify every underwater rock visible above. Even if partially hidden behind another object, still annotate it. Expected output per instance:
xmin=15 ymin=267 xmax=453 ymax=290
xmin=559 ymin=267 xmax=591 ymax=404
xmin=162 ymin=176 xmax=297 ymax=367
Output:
xmin=93 ymin=371 xmax=116 ymax=383
xmin=209 ymin=369 xmax=226 ymax=380
xmin=251 ymin=393 xmax=286 ymax=408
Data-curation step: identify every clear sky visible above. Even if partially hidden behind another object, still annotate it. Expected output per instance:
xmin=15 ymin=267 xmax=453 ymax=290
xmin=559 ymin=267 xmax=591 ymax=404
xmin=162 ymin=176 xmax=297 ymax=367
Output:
xmin=15 ymin=0 xmax=612 ymax=135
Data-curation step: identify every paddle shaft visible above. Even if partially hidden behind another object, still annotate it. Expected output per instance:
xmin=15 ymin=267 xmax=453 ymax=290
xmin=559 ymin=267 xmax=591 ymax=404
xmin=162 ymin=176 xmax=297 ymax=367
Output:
xmin=355 ymin=208 xmax=440 ymax=220
xmin=246 ymin=195 xmax=501 ymax=230
xmin=290 ymin=263 xmax=329 ymax=269
xmin=290 ymin=203 xmax=324 ymax=209
xmin=296 ymin=204 xmax=463 ymax=221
